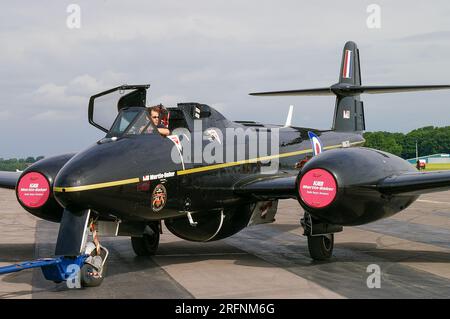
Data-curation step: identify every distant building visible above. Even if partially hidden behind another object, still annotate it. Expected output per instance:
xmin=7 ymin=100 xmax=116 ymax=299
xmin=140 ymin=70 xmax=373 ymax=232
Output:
xmin=407 ymin=153 xmax=450 ymax=164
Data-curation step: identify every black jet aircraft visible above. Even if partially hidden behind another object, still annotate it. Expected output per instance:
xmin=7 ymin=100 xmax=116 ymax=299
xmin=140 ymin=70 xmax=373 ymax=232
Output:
xmin=1 ymin=41 xmax=450 ymax=287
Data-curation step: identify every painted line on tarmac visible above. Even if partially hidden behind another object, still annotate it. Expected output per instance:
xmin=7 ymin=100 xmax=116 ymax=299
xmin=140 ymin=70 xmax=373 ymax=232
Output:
xmin=417 ymin=199 xmax=450 ymax=205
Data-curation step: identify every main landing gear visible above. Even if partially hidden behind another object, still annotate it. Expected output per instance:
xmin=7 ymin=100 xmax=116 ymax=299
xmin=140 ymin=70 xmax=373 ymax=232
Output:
xmin=300 ymin=212 xmax=342 ymax=261
xmin=131 ymin=223 xmax=160 ymax=256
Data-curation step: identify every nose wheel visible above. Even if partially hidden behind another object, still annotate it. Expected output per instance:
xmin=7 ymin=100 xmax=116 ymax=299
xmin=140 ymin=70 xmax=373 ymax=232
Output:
xmin=80 ymin=242 xmax=109 ymax=287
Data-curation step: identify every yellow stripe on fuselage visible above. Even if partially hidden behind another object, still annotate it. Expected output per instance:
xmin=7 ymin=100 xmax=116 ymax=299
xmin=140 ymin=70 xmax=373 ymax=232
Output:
xmin=177 ymin=148 xmax=311 ymax=175
xmin=176 ymin=141 xmax=361 ymax=175
xmin=53 ymin=141 xmax=364 ymax=193
xmin=53 ymin=178 xmax=140 ymax=193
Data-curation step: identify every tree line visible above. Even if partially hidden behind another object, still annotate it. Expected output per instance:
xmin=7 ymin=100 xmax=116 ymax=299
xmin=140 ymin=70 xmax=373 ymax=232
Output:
xmin=363 ymin=126 xmax=450 ymax=159
xmin=0 ymin=156 xmax=44 ymax=171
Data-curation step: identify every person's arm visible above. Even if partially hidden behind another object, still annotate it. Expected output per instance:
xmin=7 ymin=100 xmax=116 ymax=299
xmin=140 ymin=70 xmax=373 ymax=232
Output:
xmin=157 ymin=127 xmax=170 ymax=136
xmin=156 ymin=124 xmax=170 ymax=136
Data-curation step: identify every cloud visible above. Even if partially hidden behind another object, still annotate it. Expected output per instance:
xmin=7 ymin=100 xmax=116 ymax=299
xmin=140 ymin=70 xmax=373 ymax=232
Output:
xmin=151 ymin=94 xmax=188 ymax=106
xmin=28 ymin=82 xmax=84 ymax=113
xmin=34 ymin=83 xmax=69 ymax=100
xmin=178 ymin=68 xmax=218 ymax=83
xmin=22 ymin=72 xmax=127 ymax=115
xmin=30 ymin=110 xmax=75 ymax=121
xmin=395 ymin=31 xmax=450 ymax=43
xmin=68 ymin=75 xmax=106 ymax=95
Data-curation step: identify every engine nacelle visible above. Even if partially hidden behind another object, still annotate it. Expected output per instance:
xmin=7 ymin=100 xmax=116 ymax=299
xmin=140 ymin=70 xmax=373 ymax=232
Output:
xmin=15 ymin=154 xmax=75 ymax=222
xmin=296 ymin=147 xmax=418 ymax=226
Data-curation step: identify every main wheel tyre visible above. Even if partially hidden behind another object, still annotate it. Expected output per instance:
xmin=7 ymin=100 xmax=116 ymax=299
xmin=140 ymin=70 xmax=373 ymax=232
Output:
xmin=307 ymin=234 xmax=334 ymax=261
xmin=131 ymin=224 xmax=160 ymax=256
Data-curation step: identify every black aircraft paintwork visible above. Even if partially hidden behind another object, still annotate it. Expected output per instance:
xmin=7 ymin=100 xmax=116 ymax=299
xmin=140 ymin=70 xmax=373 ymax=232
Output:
xmin=1 ymin=41 xmax=450 ymax=287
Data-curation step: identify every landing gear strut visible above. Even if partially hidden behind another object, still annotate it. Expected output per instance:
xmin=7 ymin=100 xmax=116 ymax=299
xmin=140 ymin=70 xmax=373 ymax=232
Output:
xmin=301 ymin=212 xmax=342 ymax=261
xmin=55 ymin=209 xmax=110 ymax=287
xmin=131 ymin=223 xmax=160 ymax=256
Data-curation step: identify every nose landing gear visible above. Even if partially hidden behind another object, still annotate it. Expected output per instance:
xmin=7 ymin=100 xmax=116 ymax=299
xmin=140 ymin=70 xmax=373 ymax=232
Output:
xmin=80 ymin=241 xmax=109 ymax=287
xmin=79 ymin=222 xmax=109 ymax=287
xmin=0 ymin=209 xmax=110 ymax=288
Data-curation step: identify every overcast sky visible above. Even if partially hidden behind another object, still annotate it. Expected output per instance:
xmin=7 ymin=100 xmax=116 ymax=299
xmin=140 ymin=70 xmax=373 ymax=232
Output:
xmin=1 ymin=0 xmax=450 ymax=158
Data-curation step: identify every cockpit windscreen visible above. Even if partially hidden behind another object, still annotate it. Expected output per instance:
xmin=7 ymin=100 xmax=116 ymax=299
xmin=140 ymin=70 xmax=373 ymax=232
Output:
xmin=108 ymin=108 xmax=156 ymax=137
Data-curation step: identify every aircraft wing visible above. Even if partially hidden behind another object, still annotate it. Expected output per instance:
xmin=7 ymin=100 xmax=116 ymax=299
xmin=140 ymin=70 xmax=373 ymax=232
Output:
xmin=0 ymin=171 xmax=21 ymax=189
xmin=233 ymin=174 xmax=297 ymax=200
xmin=234 ymin=170 xmax=450 ymax=200
xmin=375 ymin=170 xmax=450 ymax=195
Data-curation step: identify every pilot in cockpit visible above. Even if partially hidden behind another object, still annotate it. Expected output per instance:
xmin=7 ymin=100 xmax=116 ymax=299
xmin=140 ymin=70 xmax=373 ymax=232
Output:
xmin=148 ymin=105 xmax=170 ymax=137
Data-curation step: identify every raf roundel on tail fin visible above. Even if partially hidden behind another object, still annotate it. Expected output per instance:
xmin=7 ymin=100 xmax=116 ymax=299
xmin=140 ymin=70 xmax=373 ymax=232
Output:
xmin=308 ymin=131 xmax=323 ymax=156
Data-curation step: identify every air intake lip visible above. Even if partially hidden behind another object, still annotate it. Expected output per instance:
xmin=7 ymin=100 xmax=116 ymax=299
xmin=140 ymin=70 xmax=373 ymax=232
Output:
xmin=16 ymin=172 xmax=50 ymax=208
xmin=299 ymin=168 xmax=337 ymax=209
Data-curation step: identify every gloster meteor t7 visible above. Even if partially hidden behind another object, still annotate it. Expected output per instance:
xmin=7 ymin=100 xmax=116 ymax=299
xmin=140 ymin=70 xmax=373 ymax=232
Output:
xmin=1 ymin=41 xmax=449 ymax=287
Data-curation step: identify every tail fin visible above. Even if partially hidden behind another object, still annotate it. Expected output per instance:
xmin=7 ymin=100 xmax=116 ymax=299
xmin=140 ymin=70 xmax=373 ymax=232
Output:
xmin=250 ymin=41 xmax=450 ymax=132
xmin=334 ymin=41 xmax=364 ymax=132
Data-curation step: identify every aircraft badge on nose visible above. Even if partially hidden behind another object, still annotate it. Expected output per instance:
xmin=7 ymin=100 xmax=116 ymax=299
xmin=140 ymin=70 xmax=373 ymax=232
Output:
xmin=152 ymin=184 xmax=167 ymax=212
